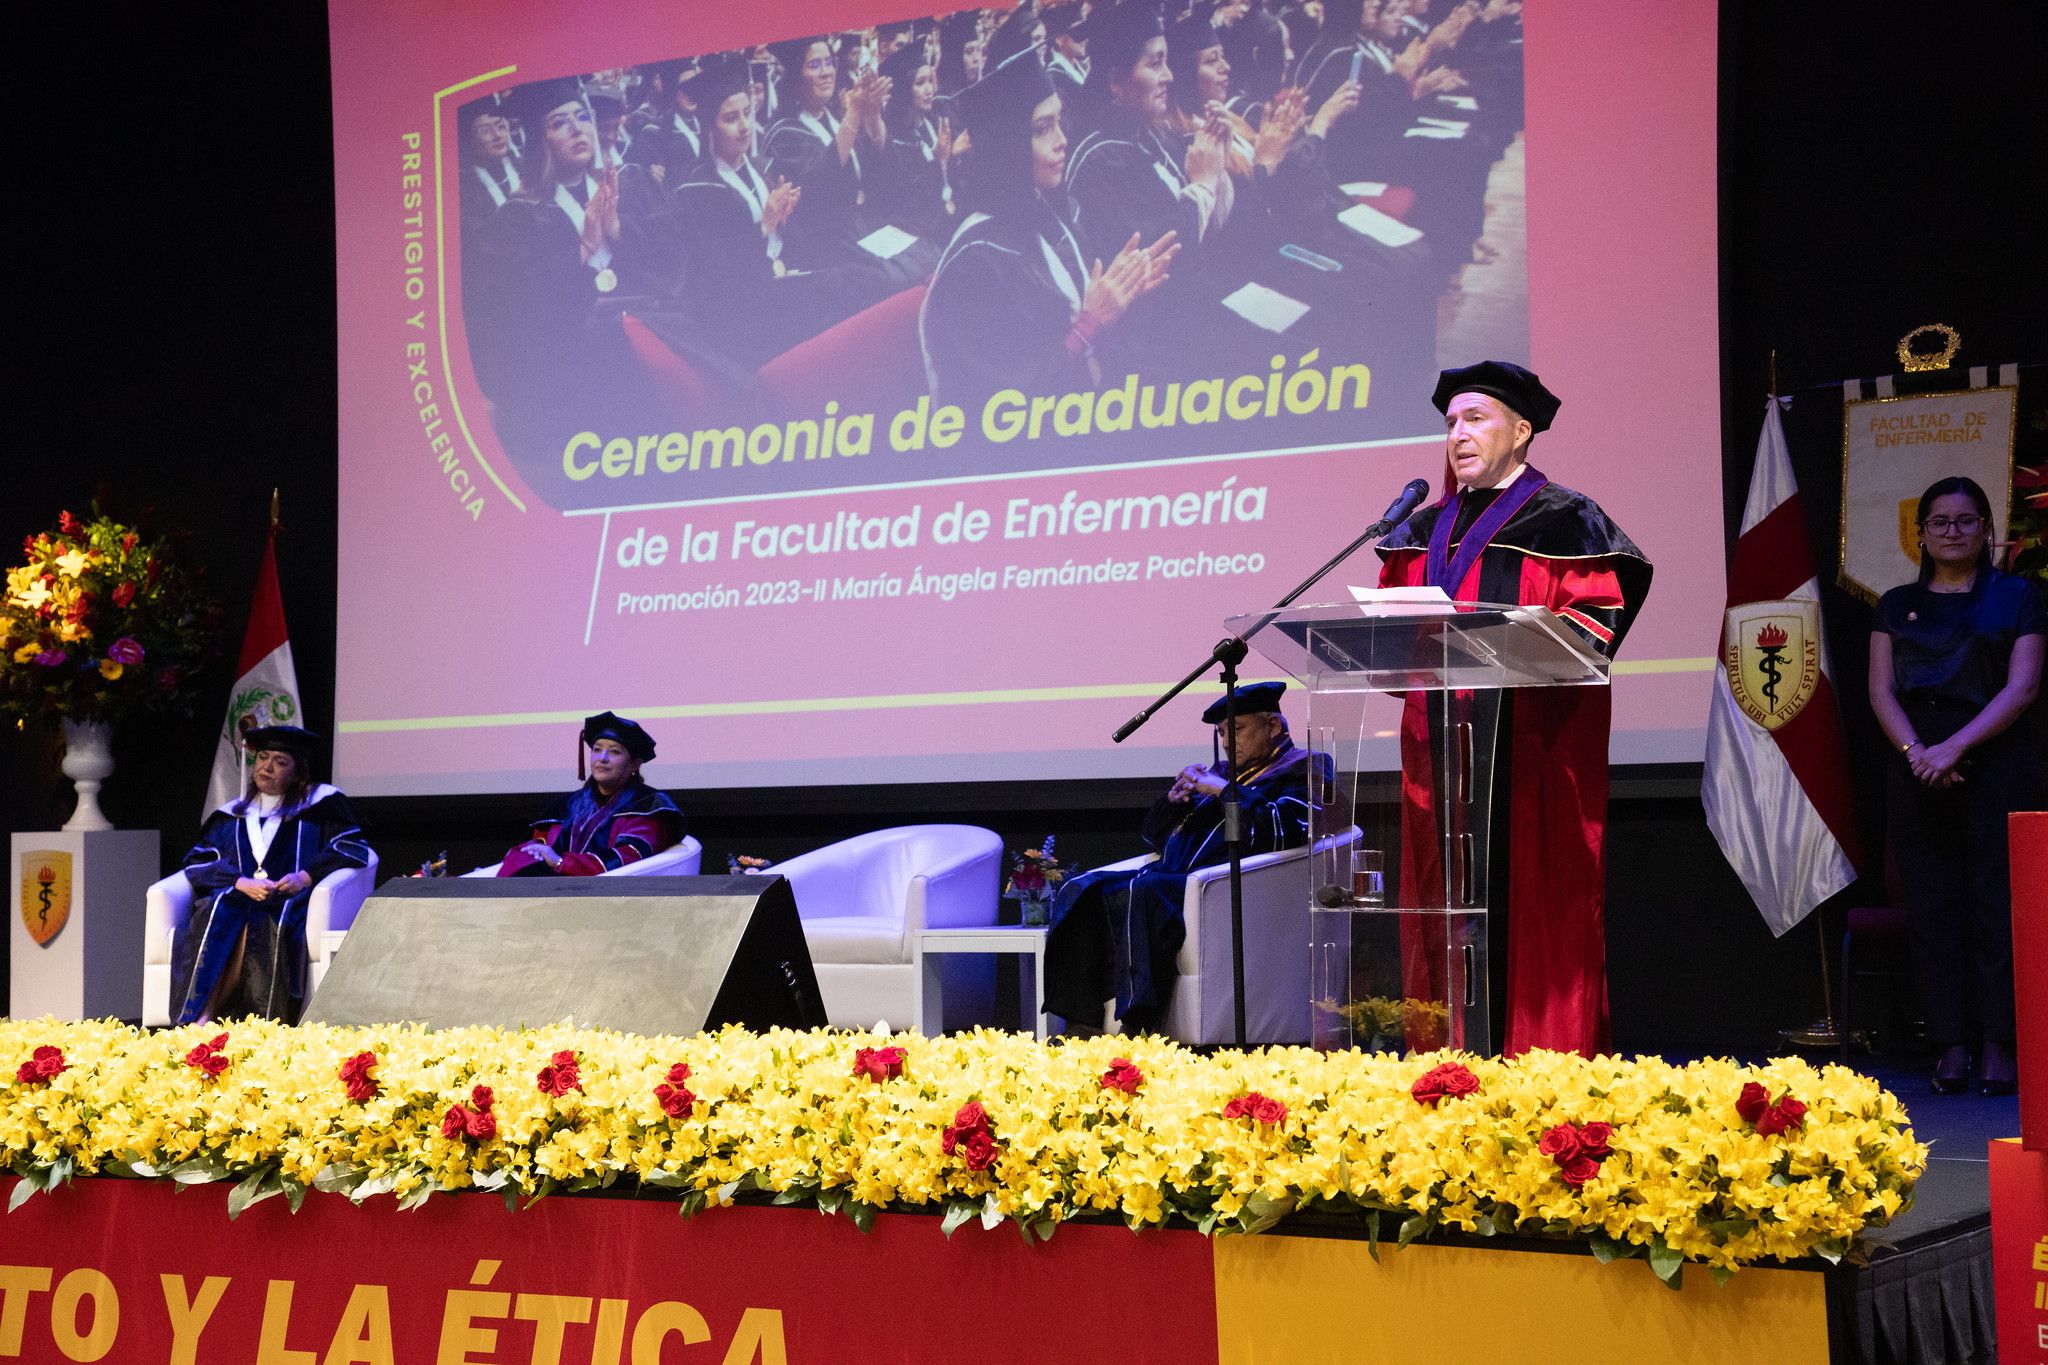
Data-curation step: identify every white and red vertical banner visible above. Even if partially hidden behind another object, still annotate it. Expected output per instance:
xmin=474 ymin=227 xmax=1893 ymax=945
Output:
xmin=203 ymin=522 xmax=303 ymax=817
xmin=1703 ymin=398 xmax=1864 ymax=935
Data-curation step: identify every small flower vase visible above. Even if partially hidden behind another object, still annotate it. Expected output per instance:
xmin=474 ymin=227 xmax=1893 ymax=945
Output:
xmin=60 ymin=717 xmax=116 ymax=832
xmin=1018 ymin=894 xmax=1052 ymax=928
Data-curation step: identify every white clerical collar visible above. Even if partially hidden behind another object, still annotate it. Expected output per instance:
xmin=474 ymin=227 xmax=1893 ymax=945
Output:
xmin=1491 ymin=463 xmax=1528 ymax=490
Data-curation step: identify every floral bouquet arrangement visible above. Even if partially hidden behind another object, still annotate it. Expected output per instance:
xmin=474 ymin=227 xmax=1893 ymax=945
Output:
xmin=1005 ymin=838 xmax=1072 ymax=926
xmin=0 ymin=506 xmax=217 ymax=726
xmin=727 ymin=854 xmax=773 ymax=875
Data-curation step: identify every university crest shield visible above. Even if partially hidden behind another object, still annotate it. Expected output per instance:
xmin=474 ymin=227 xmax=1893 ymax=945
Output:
xmin=1724 ymin=600 xmax=1822 ymax=732
xmin=19 ymin=850 xmax=72 ymax=945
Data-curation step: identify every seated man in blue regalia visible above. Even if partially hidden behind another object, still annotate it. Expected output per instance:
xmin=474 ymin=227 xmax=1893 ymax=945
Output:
xmin=1042 ymin=681 xmax=1313 ymax=1035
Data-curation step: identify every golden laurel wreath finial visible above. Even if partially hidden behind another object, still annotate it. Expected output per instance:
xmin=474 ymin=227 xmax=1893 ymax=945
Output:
xmin=1896 ymin=323 xmax=1961 ymax=372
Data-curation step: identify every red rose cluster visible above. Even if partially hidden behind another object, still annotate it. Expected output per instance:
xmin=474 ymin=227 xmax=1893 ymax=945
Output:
xmin=339 ymin=1050 xmax=380 ymax=1101
xmin=15 ymin=1045 xmax=67 ymax=1085
xmin=852 ymin=1046 xmax=907 ymax=1083
xmin=1222 ymin=1092 xmax=1288 ymax=1127
xmin=535 ymin=1049 xmax=583 ymax=1098
xmin=941 ymin=1101 xmax=999 ymax=1171
xmin=1734 ymin=1081 xmax=1808 ymax=1136
xmin=1538 ymin=1120 xmax=1614 ymax=1189
xmin=442 ymin=1085 xmax=498 ymax=1142
xmin=184 ymin=1033 xmax=232 ymax=1078
xmin=654 ymin=1062 xmax=696 ymax=1119
xmin=1101 ymin=1058 xmax=1145 ymax=1094
xmin=1409 ymin=1061 xmax=1481 ymax=1107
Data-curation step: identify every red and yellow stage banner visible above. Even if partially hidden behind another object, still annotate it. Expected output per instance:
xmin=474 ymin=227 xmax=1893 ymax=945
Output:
xmin=1 ymin=1178 xmax=1831 ymax=1364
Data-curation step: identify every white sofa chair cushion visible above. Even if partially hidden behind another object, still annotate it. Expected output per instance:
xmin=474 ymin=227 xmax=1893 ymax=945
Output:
xmin=771 ymin=824 xmax=1003 ymax=1030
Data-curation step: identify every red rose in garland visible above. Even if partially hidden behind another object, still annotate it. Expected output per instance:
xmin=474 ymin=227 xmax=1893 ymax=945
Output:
xmin=184 ymin=1032 xmax=232 ymax=1078
xmin=1223 ymin=1092 xmax=1288 ymax=1127
xmin=1101 ymin=1058 xmax=1145 ymax=1093
xmin=1410 ymin=1061 xmax=1482 ymax=1107
xmin=1756 ymin=1096 xmax=1808 ymax=1136
xmin=339 ymin=1050 xmax=380 ymax=1101
xmin=654 ymin=1062 xmax=696 ymax=1118
xmin=1540 ymin=1121 xmax=1612 ymax=1189
xmin=15 ymin=1045 xmax=67 ymax=1084
xmin=536 ymin=1049 xmax=583 ymax=1097
xmin=852 ymin=1045 xmax=907 ymax=1083
xmin=1734 ymin=1081 xmax=1770 ymax=1126
xmin=444 ymin=1083 xmax=498 ymax=1141
xmin=942 ymin=1101 xmax=999 ymax=1170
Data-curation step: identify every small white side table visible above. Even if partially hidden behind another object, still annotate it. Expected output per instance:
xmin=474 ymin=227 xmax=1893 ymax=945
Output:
xmin=913 ymin=926 xmax=1049 ymax=1041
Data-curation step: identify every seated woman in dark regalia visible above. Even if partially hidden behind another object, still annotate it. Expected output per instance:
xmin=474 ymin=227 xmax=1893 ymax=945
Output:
xmin=1042 ymin=682 xmax=1313 ymax=1034
xmin=497 ymin=712 xmax=684 ymax=876
xmin=1059 ymin=0 xmax=1229 ymax=362
xmin=171 ymin=726 xmax=370 ymax=1025
xmin=762 ymin=35 xmax=891 ymax=270
xmin=918 ymin=44 xmax=1178 ymax=407
xmin=870 ymin=38 xmax=957 ymax=242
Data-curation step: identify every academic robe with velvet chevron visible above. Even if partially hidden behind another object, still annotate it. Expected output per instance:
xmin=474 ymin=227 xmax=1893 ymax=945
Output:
xmin=1043 ymin=740 xmax=1314 ymax=1030
xmin=497 ymin=777 xmax=684 ymax=877
xmin=172 ymin=785 xmax=371 ymax=1026
xmin=1375 ymin=472 xmax=1651 ymax=1057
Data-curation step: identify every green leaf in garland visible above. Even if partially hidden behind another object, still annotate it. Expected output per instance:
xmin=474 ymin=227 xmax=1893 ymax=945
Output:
xmin=1364 ymin=1209 xmax=1381 ymax=1262
xmin=1647 ymin=1235 xmax=1683 ymax=1290
xmin=1396 ymin=1214 xmax=1428 ymax=1249
xmin=1709 ymin=1264 xmax=1736 ymax=1288
xmin=847 ymin=1201 xmax=878 ymax=1234
xmin=226 ymin=1168 xmax=269 ymax=1220
xmin=7 ymin=1176 xmax=38 ymax=1212
xmin=940 ymin=1201 xmax=978 ymax=1239
xmin=1587 ymin=1232 xmax=1633 ymax=1264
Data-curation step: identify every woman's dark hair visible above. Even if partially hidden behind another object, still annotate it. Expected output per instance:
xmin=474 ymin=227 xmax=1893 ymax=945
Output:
xmin=236 ymin=753 xmax=312 ymax=817
xmin=1913 ymin=475 xmax=1995 ymax=586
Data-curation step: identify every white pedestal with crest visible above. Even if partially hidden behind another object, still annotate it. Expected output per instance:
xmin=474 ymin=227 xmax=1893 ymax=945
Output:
xmin=11 ymin=830 xmax=157 ymax=1021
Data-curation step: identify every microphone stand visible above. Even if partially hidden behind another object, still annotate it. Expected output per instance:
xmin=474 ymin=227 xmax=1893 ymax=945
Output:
xmin=1112 ymin=506 xmax=1416 ymax=1047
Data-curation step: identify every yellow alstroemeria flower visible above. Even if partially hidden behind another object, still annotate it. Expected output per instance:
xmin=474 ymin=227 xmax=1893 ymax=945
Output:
xmin=99 ymin=659 xmax=123 ymax=680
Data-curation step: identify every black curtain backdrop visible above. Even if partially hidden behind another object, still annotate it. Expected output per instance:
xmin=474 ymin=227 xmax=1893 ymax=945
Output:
xmin=6 ymin=1 xmax=2044 ymax=1039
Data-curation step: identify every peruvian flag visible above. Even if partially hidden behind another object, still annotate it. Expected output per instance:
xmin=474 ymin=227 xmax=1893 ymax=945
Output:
xmin=1703 ymin=398 xmax=1864 ymax=934
xmin=203 ymin=518 xmax=303 ymax=816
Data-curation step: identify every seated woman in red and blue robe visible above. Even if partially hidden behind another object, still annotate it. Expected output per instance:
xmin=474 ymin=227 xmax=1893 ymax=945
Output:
xmin=1042 ymin=682 xmax=1313 ymax=1033
xmin=172 ymin=725 xmax=371 ymax=1025
xmin=497 ymin=711 xmax=684 ymax=876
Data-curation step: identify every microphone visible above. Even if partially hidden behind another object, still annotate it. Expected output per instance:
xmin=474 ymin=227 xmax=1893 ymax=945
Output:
xmin=1365 ymin=478 xmax=1430 ymax=537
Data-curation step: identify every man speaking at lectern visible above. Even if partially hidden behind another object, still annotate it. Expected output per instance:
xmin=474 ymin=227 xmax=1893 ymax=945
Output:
xmin=1375 ymin=361 xmax=1652 ymax=1057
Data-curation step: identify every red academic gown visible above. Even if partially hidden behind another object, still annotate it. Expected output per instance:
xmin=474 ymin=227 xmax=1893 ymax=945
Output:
xmin=1375 ymin=467 xmax=1652 ymax=1057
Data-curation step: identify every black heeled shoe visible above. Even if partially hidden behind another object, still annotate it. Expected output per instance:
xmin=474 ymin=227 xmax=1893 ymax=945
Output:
xmin=1930 ymin=1045 xmax=1972 ymax=1096
xmin=1979 ymin=1041 xmax=2018 ymax=1097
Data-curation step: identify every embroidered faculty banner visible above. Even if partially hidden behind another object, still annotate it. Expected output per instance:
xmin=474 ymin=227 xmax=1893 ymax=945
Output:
xmin=1840 ymin=386 xmax=2016 ymax=602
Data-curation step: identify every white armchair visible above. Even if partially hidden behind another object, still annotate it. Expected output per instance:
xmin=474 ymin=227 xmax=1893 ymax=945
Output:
xmin=459 ymin=835 xmax=703 ymax=879
xmin=1067 ymin=827 xmax=1360 ymax=1046
xmin=142 ymin=852 xmax=381 ymax=1027
xmin=773 ymin=824 xmax=1003 ymax=1030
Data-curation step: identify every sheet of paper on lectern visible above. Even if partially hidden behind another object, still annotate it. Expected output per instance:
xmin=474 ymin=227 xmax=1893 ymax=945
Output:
xmin=1347 ymin=585 xmax=1456 ymax=616
xmin=857 ymin=224 xmax=919 ymax=259
xmin=1337 ymin=203 xmax=1424 ymax=246
xmin=1338 ymin=181 xmax=1390 ymax=198
xmin=1221 ymin=282 xmax=1311 ymax=333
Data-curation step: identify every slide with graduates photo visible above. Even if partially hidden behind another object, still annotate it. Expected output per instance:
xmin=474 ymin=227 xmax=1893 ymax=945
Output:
xmin=330 ymin=0 xmax=1725 ymax=796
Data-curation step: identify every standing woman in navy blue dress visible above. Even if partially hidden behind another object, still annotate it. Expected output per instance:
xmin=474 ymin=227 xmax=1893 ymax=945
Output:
xmin=172 ymin=727 xmax=371 ymax=1025
xmin=1869 ymin=476 xmax=2044 ymax=1095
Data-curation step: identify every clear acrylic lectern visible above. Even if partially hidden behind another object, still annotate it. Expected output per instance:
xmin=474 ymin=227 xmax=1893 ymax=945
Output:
xmin=1226 ymin=602 xmax=1611 ymax=1056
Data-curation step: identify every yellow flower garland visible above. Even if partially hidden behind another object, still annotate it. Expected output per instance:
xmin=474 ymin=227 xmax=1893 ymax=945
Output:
xmin=1 ymin=1019 xmax=1923 ymax=1279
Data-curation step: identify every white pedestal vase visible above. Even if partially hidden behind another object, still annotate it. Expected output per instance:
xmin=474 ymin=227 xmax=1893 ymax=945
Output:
xmin=60 ymin=718 xmax=116 ymax=832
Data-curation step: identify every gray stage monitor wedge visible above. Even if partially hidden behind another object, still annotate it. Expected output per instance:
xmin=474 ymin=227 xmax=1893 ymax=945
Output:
xmin=303 ymin=875 xmax=825 ymax=1036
